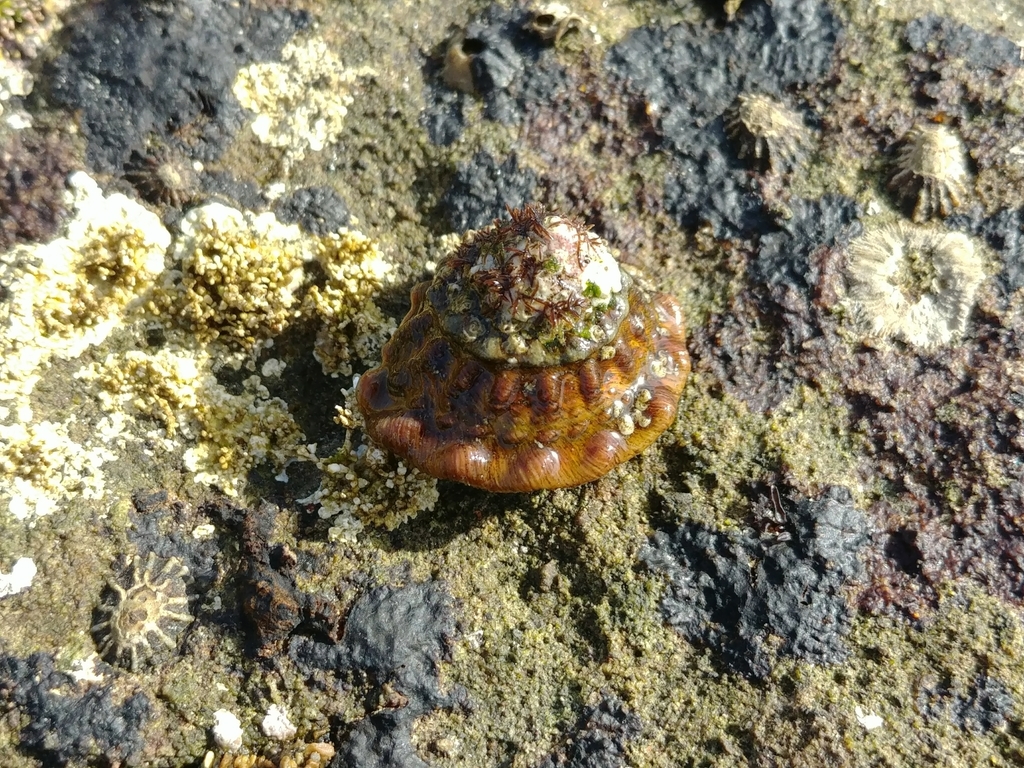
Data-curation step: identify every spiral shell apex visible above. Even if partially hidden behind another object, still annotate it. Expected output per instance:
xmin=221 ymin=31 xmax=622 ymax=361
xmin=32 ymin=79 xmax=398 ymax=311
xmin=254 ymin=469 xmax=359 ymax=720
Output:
xmin=356 ymin=206 xmax=690 ymax=492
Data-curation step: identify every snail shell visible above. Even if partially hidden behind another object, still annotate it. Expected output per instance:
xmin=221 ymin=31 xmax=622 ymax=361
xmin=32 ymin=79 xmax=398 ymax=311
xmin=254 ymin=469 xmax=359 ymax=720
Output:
xmin=356 ymin=206 xmax=690 ymax=492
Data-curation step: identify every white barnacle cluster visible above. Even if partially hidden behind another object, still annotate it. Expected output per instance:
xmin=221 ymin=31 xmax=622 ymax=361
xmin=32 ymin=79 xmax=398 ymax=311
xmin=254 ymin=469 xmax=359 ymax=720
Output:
xmin=233 ymin=37 xmax=375 ymax=163
xmin=66 ymin=197 xmax=395 ymax=501
xmin=80 ymin=346 xmax=309 ymax=497
xmin=888 ymin=123 xmax=969 ymax=222
xmin=0 ymin=419 xmax=117 ymax=518
xmin=843 ymin=223 xmax=986 ymax=348
xmin=304 ymin=229 xmax=396 ymax=376
xmin=0 ymin=167 xmax=394 ymax=528
xmin=298 ymin=383 xmax=438 ymax=536
xmin=167 ymin=203 xmax=313 ymax=350
xmin=0 ymin=173 xmax=168 ymax=518
xmin=182 ymin=370 xmax=309 ymax=495
xmin=0 ymin=172 xmax=169 ymax=405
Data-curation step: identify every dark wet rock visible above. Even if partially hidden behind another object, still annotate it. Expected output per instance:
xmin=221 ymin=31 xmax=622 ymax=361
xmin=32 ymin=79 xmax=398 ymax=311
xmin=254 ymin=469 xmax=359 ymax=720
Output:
xmin=0 ymin=130 xmax=75 ymax=251
xmin=289 ymin=581 xmax=466 ymax=766
xmin=337 ymin=710 xmax=432 ymax=768
xmin=905 ymin=14 xmax=1022 ymax=73
xmin=662 ymin=135 xmax=773 ymax=239
xmin=339 ymin=582 xmax=460 ymax=707
xmin=464 ymin=7 xmax=526 ymax=121
xmin=442 ymin=151 xmax=538 ymax=231
xmin=607 ymin=0 xmax=838 ymax=130
xmin=918 ymin=674 xmax=1015 ymax=733
xmin=460 ymin=4 xmax=568 ymax=125
xmin=128 ymin=489 xmax=220 ymax=591
xmin=754 ymin=195 xmax=863 ymax=291
xmin=289 ymin=633 xmax=347 ymax=674
xmin=904 ymin=13 xmax=1022 ymax=119
xmin=0 ymin=652 xmax=150 ymax=765
xmin=200 ymin=171 xmax=266 ymax=212
xmin=643 ymin=487 xmax=869 ymax=678
xmin=421 ymin=87 xmax=466 ymax=147
xmin=420 ymin=3 xmax=569 ymax=142
xmin=275 ymin=186 xmax=352 ymax=236
xmin=950 ymin=675 xmax=1016 ymax=733
xmin=606 ymin=0 xmax=840 ymax=238
xmin=536 ymin=696 xmax=642 ymax=768
xmin=44 ymin=0 xmax=308 ymax=172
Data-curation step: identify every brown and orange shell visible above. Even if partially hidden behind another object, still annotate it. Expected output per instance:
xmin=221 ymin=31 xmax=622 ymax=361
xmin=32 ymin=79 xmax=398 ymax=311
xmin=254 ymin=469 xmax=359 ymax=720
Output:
xmin=356 ymin=277 xmax=690 ymax=493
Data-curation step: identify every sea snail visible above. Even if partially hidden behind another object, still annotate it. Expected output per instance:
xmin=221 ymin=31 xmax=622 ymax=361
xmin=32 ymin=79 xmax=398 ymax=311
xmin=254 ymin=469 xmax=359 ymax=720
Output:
xmin=356 ymin=206 xmax=690 ymax=492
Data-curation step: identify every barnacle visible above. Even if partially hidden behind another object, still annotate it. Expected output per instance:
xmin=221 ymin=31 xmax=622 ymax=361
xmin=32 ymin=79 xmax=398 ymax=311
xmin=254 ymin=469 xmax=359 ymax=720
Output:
xmin=725 ymin=93 xmax=811 ymax=173
xmin=123 ymin=146 xmax=200 ymax=208
xmin=357 ymin=206 xmax=690 ymax=492
xmin=168 ymin=203 xmax=311 ymax=349
xmin=442 ymin=34 xmax=477 ymax=94
xmin=303 ymin=229 xmax=396 ymax=376
xmin=888 ymin=123 xmax=969 ymax=222
xmin=300 ymin=385 xmax=438 ymax=534
xmin=843 ymin=223 xmax=986 ymax=348
xmin=92 ymin=552 xmax=193 ymax=671
xmin=523 ymin=3 xmax=584 ymax=44
xmin=723 ymin=0 xmax=745 ymax=20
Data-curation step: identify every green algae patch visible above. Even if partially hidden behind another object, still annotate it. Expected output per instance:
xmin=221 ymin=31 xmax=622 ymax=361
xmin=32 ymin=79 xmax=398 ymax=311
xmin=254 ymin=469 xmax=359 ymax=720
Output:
xmin=0 ymin=506 xmax=117 ymax=661
xmin=420 ymin=474 xmax=655 ymax=767
xmin=667 ymin=373 xmax=771 ymax=524
xmin=666 ymin=372 xmax=861 ymax=529
xmin=591 ymin=582 xmax=1024 ymax=768
xmin=765 ymin=383 xmax=860 ymax=499
xmin=731 ymin=583 xmax=1024 ymax=768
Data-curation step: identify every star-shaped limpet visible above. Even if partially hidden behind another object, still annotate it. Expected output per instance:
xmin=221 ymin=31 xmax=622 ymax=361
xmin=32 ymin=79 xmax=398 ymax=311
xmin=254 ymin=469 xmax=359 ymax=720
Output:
xmin=92 ymin=552 xmax=193 ymax=671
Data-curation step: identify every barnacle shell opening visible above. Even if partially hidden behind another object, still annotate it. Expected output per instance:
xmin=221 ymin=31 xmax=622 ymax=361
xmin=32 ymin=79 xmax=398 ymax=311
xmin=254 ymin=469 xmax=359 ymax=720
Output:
xmin=356 ymin=207 xmax=690 ymax=492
